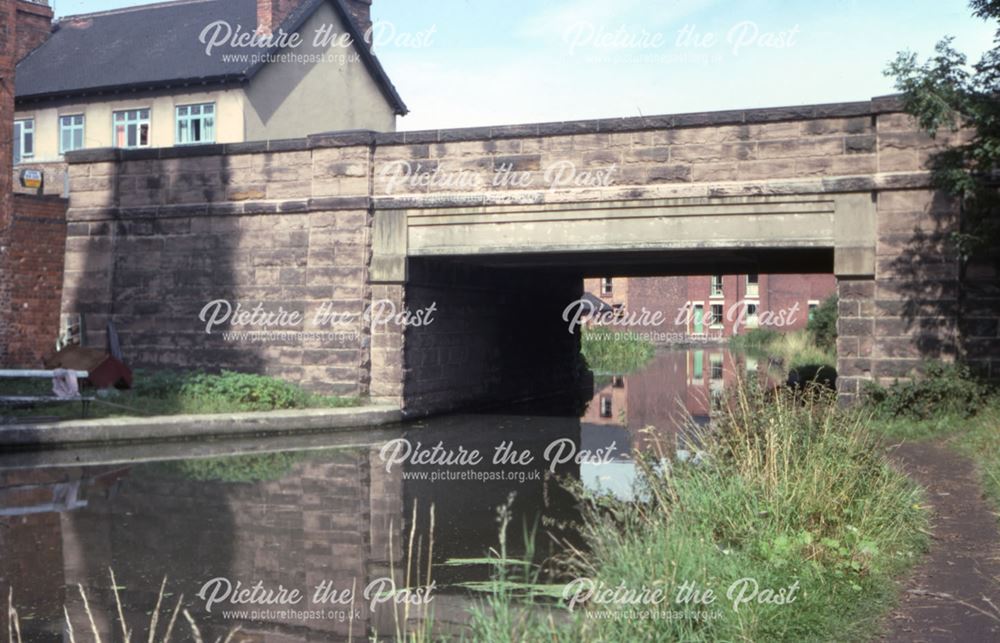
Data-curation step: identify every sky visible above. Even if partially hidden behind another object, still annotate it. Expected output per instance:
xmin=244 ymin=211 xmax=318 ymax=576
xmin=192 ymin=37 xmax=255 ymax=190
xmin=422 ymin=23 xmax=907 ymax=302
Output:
xmin=51 ymin=0 xmax=997 ymax=131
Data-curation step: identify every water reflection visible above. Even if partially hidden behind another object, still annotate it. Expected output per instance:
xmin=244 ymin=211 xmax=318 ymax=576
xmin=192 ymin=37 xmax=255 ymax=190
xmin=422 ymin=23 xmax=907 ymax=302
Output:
xmin=0 ymin=347 xmax=754 ymax=640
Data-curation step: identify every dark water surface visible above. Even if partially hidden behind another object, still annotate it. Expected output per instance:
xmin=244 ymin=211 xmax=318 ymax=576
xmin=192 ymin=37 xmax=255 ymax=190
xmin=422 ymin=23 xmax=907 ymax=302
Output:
xmin=0 ymin=347 xmax=754 ymax=640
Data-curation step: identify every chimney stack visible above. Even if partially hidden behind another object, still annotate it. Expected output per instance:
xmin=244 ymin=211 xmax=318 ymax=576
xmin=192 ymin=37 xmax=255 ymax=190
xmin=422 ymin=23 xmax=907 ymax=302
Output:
xmin=14 ymin=0 xmax=53 ymax=61
xmin=341 ymin=0 xmax=373 ymax=43
xmin=257 ymin=0 xmax=299 ymax=35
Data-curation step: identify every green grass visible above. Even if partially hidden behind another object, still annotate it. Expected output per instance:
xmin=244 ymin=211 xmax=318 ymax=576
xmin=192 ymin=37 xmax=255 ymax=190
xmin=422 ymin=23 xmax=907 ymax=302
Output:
xmin=580 ymin=327 xmax=656 ymax=374
xmin=464 ymin=382 xmax=929 ymax=642
xmin=730 ymin=328 xmax=836 ymax=370
xmin=0 ymin=369 xmax=359 ymax=420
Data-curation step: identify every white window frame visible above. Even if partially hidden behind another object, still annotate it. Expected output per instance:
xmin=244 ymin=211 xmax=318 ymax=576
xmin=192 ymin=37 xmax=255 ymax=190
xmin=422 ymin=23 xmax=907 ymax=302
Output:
xmin=710 ymin=275 xmax=724 ymax=298
xmin=709 ymin=303 xmax=725 ymax=329
xmin=745 ymin=301 xmax=760 ymax=328
xmin=746 ymin=273 xmax=759 ymax=298
xmin=601 ymin=277 xmax=613 ymax=296
xmin=113 ymin=108 xmax=151 ymax=149
xmin=600 ymin=395 xmax=613 ymax=418
xmin=13 ymin=118 xmax=34 ymax=164
xmin=808 ymin=300 xmax=820 ymax=321
xmin=175 ymin=102 xmax=216 ymax=145
xmin=709 ymin=353 xmax=725 ymax=381
xmin=59 ymin=114 xmax=86 ymax=155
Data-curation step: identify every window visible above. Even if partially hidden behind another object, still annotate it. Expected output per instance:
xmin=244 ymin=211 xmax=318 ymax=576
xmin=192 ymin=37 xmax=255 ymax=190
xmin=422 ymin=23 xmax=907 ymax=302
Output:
xmin=692 ymin=350 xmax=704 ymax=380
xmin=710 ymin=304 xmax=724 ymax=329
xmin=808 ymin=300 xmax=820 ymax=321
xmin=13 ymin=119 xmax=34 ymax=164
xmin=59 ymin=115 xmax=85 ymax=154
xmin=114 ymin=109 xmax=150 ymax=148
xmin=600 ymin=395 xmax=613 ymax=418
xmin=710 ymin=275 xmax=724 ymax=298
xmin=176 ymin=103 xmax=216 ymax=145
xmin=710 ymin=354 xmax=724 ymax=380
xmin=601 ymin=277 xmax=613 ymax=296
xmin=746 ymin=302 xmax=759 ymax=328
xmin=611 ymin=376 xmax=625 ymax=388
xmin=746 ymin=273 xmax=759 ymax=298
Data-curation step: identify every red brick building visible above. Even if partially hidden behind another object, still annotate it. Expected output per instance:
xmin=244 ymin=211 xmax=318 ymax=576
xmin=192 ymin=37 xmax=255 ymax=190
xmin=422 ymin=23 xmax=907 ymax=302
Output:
xmin=584 ymin=274 xmax=836 ymax=339
xmin=0 ymin=0 xmax=64 ymax=367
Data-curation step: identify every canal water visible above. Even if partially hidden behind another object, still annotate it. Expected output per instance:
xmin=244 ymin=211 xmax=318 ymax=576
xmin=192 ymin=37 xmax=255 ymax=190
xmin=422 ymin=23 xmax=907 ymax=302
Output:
xmin=0 ymin=347 xmax=760 ymax=640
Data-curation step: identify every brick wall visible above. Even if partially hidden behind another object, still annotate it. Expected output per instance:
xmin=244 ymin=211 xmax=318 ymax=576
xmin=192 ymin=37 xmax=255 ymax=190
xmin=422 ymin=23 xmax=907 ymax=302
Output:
xmin=621 ymin=274 xmax=835 ymax=338
xmin=14 ymin=0 xmax=52 ymax=61
xmin=0 ymin=194 xmax=67 ymax=367
xmin=0 ymin=0 xmax=15 ymax=367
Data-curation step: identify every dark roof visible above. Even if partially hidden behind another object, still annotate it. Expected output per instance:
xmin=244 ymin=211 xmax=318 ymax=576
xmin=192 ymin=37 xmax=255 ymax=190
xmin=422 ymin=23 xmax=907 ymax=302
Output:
xmin=15 ymin=0 xmax=407 ymax=114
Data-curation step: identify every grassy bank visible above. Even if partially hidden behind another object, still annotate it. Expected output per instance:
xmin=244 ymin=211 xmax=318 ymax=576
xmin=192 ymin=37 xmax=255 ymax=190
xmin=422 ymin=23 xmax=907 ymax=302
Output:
xmin=0 ymin=369 xmax=359 ymax=420
xmin=580 ymin=326 xmax=656 ymax=374
xmin=864 ymin=362 xmax=1000 ymax=510
xmin=729 ymin=328 xmax=836 ymax=369
xmin=728 ymin=295 xmax=838 ymax=371
xmin=466 ymin=383 xmax=928 ymax=642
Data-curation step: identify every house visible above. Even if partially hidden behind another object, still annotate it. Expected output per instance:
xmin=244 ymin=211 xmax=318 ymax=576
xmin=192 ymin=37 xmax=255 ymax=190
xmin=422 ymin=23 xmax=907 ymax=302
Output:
xmin=11 ymin=0 xmax=406 ymax=169
xmin=584 ymin=274 xmax=836 ymax=339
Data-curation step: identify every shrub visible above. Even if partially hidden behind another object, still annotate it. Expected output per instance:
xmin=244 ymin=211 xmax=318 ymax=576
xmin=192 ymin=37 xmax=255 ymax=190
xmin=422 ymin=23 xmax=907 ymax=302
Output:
xmin=179 ymin=370 xmax=309 ymax=411
xmin=125 ymin=369 xmax=357 ymax=415
xmin=728 ymin=327 xmax=781 ymax=354
xmin=863 ymin=361 xmax=990 ymax=421
xmin=807 ymin=295 xmax=838 ymax=353
xmin=731 ymin=328 xmax=836 ymax=369
xmin=580 ymin=327 xmax=655 ymax=374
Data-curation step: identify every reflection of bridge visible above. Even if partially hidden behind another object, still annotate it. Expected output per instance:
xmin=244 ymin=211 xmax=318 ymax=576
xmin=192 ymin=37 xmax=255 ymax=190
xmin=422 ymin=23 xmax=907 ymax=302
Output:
xmin=61 ymin=97 xmax=997 ymax=415
xmin=0 ymin=418 xmax=584 ymax=640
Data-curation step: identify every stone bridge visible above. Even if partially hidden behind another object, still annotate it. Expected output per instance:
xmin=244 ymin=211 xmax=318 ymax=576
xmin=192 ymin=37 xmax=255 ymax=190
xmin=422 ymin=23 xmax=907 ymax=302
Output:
xmin=60 ymin=95 xmax=999 ymax=415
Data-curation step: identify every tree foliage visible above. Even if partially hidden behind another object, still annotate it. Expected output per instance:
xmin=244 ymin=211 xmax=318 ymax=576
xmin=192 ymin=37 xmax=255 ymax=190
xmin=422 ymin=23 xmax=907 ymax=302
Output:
xmin=885 ymin=0 xmax=1000 ymax=258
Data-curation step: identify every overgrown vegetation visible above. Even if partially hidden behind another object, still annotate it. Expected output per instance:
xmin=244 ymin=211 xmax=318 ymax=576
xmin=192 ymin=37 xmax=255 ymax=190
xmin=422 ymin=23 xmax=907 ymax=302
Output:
xmin=0 ymin=370 xmax=359 ymax=420
xmin=466 ymin=382 xmax=928 ymax=642
xmin=863 ymin=362 xmax=990 ymax=426
xmin=807 ymin=295 xmax=839 ymax=354
xmin=886 ymin=0 xmax=1000 ymax=260
xmin=729 ymin=327 xmax=836 ymax=370
xmin=580 ymin=327 xmax=656 ymax=374
xmin=728 ymin=294 xmax=839 ymax=371
xmin=864 ymin=362 xmax=1000 ymax=509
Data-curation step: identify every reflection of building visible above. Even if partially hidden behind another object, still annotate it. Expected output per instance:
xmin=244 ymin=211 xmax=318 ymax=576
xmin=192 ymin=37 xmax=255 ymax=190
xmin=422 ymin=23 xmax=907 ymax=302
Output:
xmin=581 ymin=349 xmax=779 ymax=452
xmin=584 ymin=274 xmax=836 ymax=339
xmin=580 ymin=375 xmax=628 ymax=425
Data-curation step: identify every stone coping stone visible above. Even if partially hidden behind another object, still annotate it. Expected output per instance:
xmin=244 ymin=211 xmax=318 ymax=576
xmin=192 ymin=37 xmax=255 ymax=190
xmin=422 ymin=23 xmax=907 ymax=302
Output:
xmin=0 ymin=404 xmax=402 ymax=448
xmin=64 ymin=95 xmax=907 ymax=163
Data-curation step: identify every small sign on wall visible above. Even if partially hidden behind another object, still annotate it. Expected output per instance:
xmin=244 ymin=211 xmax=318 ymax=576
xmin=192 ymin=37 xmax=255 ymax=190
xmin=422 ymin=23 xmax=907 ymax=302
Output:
xmin=19 ymin=169 xmax=43 ymax=191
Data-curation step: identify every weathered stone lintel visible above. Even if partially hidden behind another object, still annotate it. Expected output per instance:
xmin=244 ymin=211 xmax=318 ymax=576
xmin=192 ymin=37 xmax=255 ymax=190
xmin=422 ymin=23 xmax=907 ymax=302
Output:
xmin=373 ymin=173 xmax=932 ymax=212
